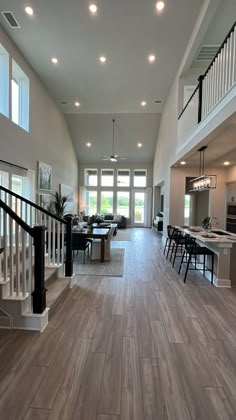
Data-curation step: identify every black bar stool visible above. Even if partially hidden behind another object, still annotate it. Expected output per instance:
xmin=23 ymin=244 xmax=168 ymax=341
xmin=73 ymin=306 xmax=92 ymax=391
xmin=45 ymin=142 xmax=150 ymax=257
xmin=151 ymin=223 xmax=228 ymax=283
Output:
xmin=163 ymin=225 xmax=172 ymax=256
xmin=178 ymin=236 xmax=214 ymax=284
xmin=170 ymin=230 xmax=188 ymax=267
xmin=165 ymin=226 xmax=179 ymax=260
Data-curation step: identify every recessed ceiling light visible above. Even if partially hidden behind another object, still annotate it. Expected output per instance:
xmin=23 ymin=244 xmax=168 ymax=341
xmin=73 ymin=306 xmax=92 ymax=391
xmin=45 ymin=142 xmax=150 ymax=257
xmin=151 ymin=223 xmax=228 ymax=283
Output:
xmin=51 ymin=57 xmax=58 ymax=64
xmin=137 ymin=143 xmax=143 ymax=148
xmin=156 ymin=1 xmax=165 ymax=12
xmin=74 ymin=101 xmax=80 ymax=107
xmin=99 ymin=56 xmax=106 ymax=63
xmin=86 ymin=142 xmax=92 ymax=147
xmin=25 ymin=6 xmax=34 ymax=16
xmin=89 ymin=3 xmax=98 ymax=15
xmin=224 ymin=161 xmax=230 ymax=166
xmin=180 ymin=161 xmax=186 ymax=165
xmin=148 ymin=54 xmax=156 ymax=63
xmin=141 ymin=101 xmax=147 ymax=107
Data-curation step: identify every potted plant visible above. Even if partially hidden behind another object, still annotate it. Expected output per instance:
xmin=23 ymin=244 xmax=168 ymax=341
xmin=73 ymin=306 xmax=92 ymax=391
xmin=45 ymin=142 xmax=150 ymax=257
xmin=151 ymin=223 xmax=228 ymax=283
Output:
xmin=48 ymin=191 xmax=68 ymax=218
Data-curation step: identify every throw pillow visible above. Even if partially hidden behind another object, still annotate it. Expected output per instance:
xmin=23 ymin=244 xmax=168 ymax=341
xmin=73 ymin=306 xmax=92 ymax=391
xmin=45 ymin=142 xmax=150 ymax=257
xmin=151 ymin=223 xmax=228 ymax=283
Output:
xmin=113 ymin=214 xmax=122 ymax=222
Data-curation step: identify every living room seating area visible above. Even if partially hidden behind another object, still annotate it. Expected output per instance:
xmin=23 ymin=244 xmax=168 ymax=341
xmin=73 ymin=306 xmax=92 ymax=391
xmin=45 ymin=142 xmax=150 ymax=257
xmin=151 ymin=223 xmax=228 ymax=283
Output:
xmin=82 ymin=213 xmax=126 ymax=229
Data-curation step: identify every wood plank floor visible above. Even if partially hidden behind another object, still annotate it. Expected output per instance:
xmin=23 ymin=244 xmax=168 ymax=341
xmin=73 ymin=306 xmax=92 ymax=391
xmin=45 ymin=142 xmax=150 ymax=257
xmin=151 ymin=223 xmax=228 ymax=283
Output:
xmin=1 ymin=228 xmax=236 ymax=419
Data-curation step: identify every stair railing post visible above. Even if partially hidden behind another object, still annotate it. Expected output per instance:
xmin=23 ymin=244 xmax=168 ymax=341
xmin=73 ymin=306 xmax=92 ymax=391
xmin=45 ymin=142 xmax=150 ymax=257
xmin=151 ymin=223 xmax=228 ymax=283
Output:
xmin=32 ymin=225 xmax=47 ymax=313
xmin=198 ymin=75 xmax=204 ymax=123
xmin=65 ymin=217 xmax=73 ymax=277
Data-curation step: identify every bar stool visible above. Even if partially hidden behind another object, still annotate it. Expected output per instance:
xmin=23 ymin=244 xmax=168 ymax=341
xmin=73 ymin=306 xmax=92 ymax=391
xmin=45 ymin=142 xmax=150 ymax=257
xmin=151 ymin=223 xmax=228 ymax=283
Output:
xmin=178 ymin=236 xmax=214 ymax=284
xmin=165 ymin=226 xmax=179 ymax=260
xmin=163 ymin=225 xmax=172 ymax=256
xmin=170 ymin=229 xmax=188 ymax=267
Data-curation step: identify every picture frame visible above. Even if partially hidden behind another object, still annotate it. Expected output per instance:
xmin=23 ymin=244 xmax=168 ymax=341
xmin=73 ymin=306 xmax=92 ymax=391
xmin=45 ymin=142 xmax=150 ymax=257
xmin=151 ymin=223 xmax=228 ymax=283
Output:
xmin=60 ymin=184 xmax=74 ymax=214
xmin=38 ymin=161 xmax=52 ymax=191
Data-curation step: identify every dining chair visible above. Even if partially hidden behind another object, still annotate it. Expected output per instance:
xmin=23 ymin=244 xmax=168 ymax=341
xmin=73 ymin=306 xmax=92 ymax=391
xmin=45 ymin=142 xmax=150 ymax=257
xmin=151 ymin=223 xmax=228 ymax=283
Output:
xmin=72 ymin=234 xmax=90 ymax=263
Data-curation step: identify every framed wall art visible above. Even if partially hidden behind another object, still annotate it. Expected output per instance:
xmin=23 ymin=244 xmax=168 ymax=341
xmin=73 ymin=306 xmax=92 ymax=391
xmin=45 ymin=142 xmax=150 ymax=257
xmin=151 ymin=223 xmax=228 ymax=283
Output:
xmin=38 ymin=161 xmax=52 ymax=191
xmin=60 ymin=183 xmax=74 ymax=214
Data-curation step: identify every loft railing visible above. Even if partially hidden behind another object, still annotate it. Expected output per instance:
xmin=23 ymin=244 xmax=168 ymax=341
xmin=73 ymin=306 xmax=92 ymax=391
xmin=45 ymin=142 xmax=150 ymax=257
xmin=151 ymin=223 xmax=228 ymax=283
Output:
xmin=178 ymin=20 xmax=236 ymax=146
xmin=0 ymin=186 xmax=73 ymax=277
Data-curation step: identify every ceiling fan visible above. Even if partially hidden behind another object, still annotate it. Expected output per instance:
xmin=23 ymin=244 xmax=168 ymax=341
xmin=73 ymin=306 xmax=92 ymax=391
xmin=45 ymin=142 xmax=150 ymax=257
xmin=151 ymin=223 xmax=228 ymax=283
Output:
xmin=102 ymin=118 xmax=126 ymax=162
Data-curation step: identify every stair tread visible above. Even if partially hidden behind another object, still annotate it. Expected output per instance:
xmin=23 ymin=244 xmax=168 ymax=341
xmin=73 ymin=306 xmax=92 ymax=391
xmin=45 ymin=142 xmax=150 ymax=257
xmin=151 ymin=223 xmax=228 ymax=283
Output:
xmin=46 ymin=277 xmax=70 ymax=308
xmin=45 ymin=266 xmax=60 ymax=285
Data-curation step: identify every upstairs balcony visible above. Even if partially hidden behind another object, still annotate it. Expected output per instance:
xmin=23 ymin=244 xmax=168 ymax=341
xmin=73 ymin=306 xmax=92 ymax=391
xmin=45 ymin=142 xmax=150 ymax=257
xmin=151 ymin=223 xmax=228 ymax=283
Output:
xmin=177 ymin=21 xmax=236 ymax=153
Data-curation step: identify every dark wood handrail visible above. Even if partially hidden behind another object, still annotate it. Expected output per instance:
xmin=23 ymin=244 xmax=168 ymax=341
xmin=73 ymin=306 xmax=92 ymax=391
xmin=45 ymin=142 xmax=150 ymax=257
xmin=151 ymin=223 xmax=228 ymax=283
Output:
xmin=203 ymin=20 xmax=236 ymax=78
xmin=0 ymin=199 xmax=33 ymax=236
xmin=0 ymin=185 xmax=66 ymax=224
xmin=178 ymin=85 xmax=199 ymax=120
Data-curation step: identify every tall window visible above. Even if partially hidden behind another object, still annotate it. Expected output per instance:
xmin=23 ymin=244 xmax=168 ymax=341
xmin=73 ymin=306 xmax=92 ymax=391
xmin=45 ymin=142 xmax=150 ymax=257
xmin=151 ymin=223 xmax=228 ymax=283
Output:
xmin=101 ymin=169 xmax=114 ymax=186
xmin=117 ymin=169 xmax=130 ymax=187
xmin=184 ymin=194 xmax=191 ymax=226
xmin=11 ymin=60 xmax=29 ymax=132
xmin=86 ymin=190 xmax=97 ymax=215
xmin=84 ymin=169 xmax=98 ymax=186
xmin=117 ymin=191 xmax=130 ymax=217
xmin=101 ymin=191 xmax=113 ymax=214
xmin=0 ymin=43 xmax=9 ymax=118
xmin=133 ymin=170 xmax=147 ymax=187
xmin=11 ymin=79 xmax=19 ymax=125
xmin=12 ymin=175 xmax=23 ymax=215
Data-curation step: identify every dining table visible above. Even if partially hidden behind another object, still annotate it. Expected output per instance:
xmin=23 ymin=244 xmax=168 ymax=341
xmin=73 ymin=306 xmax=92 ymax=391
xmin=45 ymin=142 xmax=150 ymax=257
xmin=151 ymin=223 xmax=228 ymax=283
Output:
xmin=72 ymin=227 xmax=110 ymax=262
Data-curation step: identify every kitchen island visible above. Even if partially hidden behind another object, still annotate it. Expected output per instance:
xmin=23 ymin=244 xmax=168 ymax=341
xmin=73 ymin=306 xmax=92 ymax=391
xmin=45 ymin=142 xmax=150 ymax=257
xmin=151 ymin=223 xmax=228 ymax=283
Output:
xmin=178 ymin=227 xmax=236 ymax=287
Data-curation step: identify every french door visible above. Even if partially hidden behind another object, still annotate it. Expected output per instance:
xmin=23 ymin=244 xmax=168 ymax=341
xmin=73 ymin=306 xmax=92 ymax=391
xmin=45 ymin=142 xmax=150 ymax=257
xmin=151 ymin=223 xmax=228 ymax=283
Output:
xmin=131 ymin=190 xmax=146 ymax=226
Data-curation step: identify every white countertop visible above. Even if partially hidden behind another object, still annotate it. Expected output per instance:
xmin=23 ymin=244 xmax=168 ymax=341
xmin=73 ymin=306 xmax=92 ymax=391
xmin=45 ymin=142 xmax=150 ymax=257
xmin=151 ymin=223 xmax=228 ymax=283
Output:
xmin=178 ymin=226 xmax=236 ymax=246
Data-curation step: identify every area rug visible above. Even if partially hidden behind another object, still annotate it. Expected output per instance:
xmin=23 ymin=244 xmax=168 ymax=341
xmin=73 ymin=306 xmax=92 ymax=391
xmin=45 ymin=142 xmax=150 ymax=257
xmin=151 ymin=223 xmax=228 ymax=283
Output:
xmin=74 ymin=248 xmax=125 ymax=277
xmin=112 ymin=229 xmax=131 ymax=241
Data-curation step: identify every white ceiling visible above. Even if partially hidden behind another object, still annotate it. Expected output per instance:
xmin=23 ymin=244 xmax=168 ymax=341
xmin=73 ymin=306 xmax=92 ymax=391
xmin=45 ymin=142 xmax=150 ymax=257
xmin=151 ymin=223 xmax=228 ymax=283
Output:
xmin=66 ymin=113 xmax=161 ymax=164
xmin=0 ymin=0 xmax=205 ymax=163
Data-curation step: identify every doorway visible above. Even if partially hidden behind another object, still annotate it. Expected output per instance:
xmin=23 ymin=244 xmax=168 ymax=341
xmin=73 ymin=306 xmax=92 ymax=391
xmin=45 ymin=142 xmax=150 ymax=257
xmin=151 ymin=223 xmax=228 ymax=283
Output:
xmin=131 ymin=190 xmax=146 ymax=226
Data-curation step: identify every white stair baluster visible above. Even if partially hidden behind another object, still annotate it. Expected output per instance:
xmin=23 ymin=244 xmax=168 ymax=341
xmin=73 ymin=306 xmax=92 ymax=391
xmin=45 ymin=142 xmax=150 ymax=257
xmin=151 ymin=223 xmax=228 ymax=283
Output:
xmin=52 ymin=218 xmax=56 ymax=265
xmin=22 ymin=229 xmax=27 ymax=296
xmin=29 ymin=234 xmax=33 ymax=298
xmin=9 ymin=215 xmax=13 ymax=295
xmin=61 ymin=223 xmax=65 ymax=265
xmin=57 ymin=220 xmax=60 ymax=265
xmin=48 ymin=216 xmax=52 ymax=265
xmin=3 ymin=212 xmax=8 ymax=284
xmin=233 ymin=29 xmax=236 ymax=84
xmin=15 ymin=223 xmax=20 ymax=296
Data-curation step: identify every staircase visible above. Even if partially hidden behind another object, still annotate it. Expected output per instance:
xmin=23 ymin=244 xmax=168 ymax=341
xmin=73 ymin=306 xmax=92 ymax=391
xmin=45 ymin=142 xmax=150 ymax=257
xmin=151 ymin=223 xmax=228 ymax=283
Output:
xmin=0 ymin=186 xmax=73 ymax=331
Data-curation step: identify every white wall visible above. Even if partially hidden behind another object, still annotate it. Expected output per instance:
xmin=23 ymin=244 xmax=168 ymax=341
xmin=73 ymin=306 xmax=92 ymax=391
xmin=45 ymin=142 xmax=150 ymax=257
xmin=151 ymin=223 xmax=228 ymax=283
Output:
xmin=0 ymin=27 xmax=78 ymax=204
xmin=225 ymin=165 xmax=236 ymax=183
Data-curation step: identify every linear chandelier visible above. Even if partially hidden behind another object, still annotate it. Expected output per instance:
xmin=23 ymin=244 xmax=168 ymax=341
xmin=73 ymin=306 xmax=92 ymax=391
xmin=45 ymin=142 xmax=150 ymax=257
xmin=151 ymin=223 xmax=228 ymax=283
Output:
xmin=190 ymin=146 xmax=217 ymax=192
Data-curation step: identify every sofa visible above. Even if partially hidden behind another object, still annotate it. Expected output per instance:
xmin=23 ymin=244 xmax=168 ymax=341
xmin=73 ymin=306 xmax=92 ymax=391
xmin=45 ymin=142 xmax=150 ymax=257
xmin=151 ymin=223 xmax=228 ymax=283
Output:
xmin=103 ymin=213 xmax=126 ymax=229
xmin=82 ymin=213 xmax=126 ymax=228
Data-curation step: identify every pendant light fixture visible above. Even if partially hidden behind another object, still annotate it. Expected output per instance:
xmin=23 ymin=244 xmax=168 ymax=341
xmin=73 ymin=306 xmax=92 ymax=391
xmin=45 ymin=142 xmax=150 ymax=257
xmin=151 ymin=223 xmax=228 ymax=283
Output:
xmin=190 ymin=146 xmax=217 ymax=192
xmin=102 ymin=118 xmax=126 ymax=162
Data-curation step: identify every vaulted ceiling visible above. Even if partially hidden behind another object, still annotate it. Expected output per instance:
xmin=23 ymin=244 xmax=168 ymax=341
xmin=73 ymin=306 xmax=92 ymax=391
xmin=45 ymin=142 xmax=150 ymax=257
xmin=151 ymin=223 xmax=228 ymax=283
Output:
xmin=0 ymin=0 xmax=204 ymax=163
